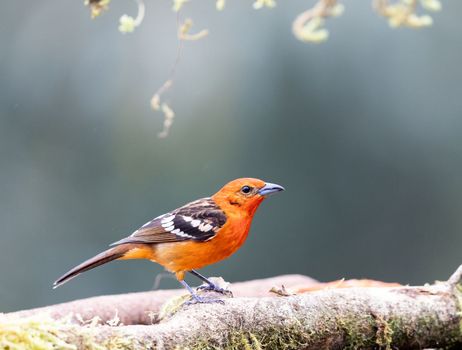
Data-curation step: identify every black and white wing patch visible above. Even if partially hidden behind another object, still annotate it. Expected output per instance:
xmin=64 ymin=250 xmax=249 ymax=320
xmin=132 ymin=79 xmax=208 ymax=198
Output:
xmin=111 ymin=198 xmax=227 ymax=246
xmin=159 ymin=214 xmax=216 ymax=240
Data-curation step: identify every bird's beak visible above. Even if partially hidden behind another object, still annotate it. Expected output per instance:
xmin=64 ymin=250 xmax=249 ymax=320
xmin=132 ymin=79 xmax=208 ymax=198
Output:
xmin=258 ymin=182 xmax=285 ymax=196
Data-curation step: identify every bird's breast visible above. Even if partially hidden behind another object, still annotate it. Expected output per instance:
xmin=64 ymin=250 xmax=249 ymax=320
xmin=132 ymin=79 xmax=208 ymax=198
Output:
xmin=151 ymin=216 xmax=252 ymax=272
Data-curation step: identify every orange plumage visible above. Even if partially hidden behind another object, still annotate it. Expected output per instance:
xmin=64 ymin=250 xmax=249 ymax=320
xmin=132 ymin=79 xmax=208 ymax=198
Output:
xmin=54 ymin=178 xmax=284 ymax=303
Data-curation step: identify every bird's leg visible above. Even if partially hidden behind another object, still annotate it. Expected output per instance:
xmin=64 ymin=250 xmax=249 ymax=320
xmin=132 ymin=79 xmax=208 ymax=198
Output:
xmin=189 ymin=270 xmax=233 ymax=296
xmin=180 ymin=280 xmax=224 ymax=304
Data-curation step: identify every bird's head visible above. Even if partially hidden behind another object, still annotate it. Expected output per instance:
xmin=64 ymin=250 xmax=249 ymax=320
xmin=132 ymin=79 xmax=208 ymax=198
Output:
xmin=212 ymin=178 xmax=284 ymax=215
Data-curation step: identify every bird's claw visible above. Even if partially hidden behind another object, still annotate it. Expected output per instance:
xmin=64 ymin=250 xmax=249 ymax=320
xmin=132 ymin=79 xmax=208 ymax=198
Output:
xmin=196 ymin=283 xmax=233 ymax=296
xmin=185 ymin=295 xmax=225 ymax=305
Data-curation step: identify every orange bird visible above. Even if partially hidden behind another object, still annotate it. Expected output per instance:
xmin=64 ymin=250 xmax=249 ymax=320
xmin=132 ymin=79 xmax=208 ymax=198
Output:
xmin=54 ymin=178 xmax=284 ymax=303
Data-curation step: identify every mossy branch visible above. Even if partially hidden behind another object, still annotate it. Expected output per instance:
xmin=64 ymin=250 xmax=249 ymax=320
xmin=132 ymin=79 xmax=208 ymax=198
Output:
xmin=2 ymin=270 xmax=462 ymax=349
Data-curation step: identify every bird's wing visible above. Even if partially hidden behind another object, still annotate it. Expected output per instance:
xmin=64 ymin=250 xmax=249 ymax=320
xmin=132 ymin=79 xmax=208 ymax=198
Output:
xmin=110 ymin=197 xmax=227 ymax=246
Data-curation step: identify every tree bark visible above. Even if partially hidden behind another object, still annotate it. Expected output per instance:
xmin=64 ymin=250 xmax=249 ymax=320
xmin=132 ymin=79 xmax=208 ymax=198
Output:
xmin=1 ymin=269 xmax=462 ymax=349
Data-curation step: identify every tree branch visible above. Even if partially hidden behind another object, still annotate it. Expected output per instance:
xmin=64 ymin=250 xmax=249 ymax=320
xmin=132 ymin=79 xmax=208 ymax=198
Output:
xmin=2 ymin=270 xmax=462 ymax=349
xmin=5 ymin=274 xmax=315 ymax=326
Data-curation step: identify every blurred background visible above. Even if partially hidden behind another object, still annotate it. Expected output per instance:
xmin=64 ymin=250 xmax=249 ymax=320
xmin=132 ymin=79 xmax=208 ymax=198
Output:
xmin=1 ymin=1 xmax=462 ymax=313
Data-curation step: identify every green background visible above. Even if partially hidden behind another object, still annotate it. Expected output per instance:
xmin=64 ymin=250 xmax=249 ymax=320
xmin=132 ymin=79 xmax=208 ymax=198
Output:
xmin=1 ymin=1 xmax=462 ymax=312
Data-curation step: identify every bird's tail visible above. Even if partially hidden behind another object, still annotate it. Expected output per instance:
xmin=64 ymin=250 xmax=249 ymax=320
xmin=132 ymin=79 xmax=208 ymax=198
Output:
xmin=53 ymin=244 xmax=151 ymax=288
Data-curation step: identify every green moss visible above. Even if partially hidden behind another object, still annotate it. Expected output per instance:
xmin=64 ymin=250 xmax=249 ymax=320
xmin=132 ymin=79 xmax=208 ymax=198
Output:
xmin=100 ymin=335 xmax=136 ymax=350
xmin=374 ymin=306 xmax=462 ymax=350
xmin=158 ymin=294 xmax=191 ymax=321
xmin=186 ymin=314 xmax=397 ymax=349
xmin=373 ymin=315 xmax=393 ymax=350
xmin=256 ymin=327 xmax=309 ymax=349
xmin=0 ymin=313 xmax=311 ymax=350
xmin=336 ymin=316 xmax=376 ymax=349
xmin=187 ymin=321 xmax=312 ymax=350
xmin=0 ymin=314 xmax=76 ymax=350
xmin=440 ymin=283 xmax=462 ymax=348
xmin=0 ymin=314 xmax=141 ymax=350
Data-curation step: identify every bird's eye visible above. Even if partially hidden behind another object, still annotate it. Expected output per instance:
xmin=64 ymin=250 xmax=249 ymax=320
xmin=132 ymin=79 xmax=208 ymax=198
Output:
xmin=241 ymin=185 xmax=252 ymax=194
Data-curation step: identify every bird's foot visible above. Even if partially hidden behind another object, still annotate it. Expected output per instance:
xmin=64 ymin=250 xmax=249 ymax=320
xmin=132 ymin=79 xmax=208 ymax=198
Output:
xmin=185 ymin=294 xmax=225 ymax=305
xmin=196 ymin=283 xmax=233 ymax=297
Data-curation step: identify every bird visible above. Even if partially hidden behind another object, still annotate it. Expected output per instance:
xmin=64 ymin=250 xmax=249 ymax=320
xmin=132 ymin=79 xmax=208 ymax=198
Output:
xmin=53 ymin=178 xmax=284 ymax=303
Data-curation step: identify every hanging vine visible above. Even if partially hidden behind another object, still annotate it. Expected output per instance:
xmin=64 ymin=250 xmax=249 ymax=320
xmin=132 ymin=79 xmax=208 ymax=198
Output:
xmin=82 ymin=0 xmax=443 ymax=136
